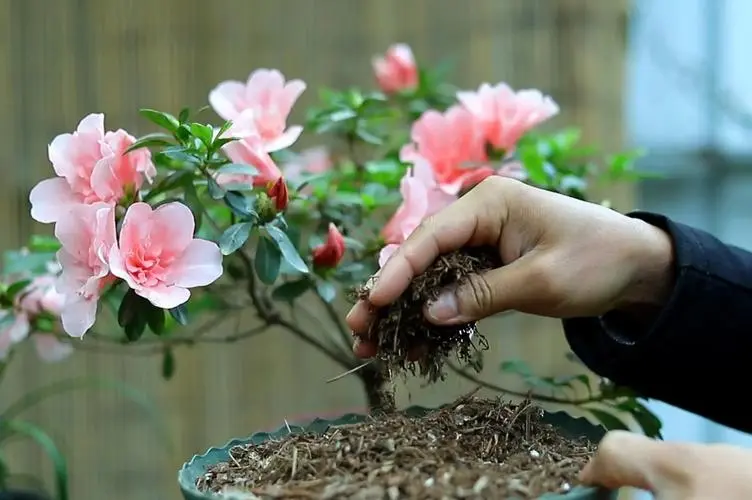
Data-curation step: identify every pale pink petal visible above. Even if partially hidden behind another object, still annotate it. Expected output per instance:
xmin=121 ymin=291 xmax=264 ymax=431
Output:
xmin=33 ymin=334 xmax=74 ymax=362
xmin=138 ymin=285 xmax=190 ymax=309
xmin=264 ymin=125 xmax=303 ymax=153
xmin=245 ymin=69 xmax=286 ymax=102
xmin=209 ymin=81 xmax=246 ymax=121
xmin=222 ymin=137 xmax=282 ymax=186
xmin=107 ymin=244 xmax=137 ymax=289
xmin=456 ymin=90 xmax=484 ymax=115
xmin=60 ymin=296 xmax=98 ymax=338
xmin=8 ymin=314 xmax=30 ymax=342
xmin=169 ymin=239 xmax=224 ymax=288
xmin=378 ymin=244 xmax=400 ymax=268
xmin=280 ymin=80 xmax=307 ymax=113
xmin=76 ymin=113 xmax=105 ymax=134
xmin=150 ymin=202 xmax=195 ymax=254
xmin=117 ymin=202 xmax=154 ymax=254
xmin=29 ymin=178 xmax=79 ymax=223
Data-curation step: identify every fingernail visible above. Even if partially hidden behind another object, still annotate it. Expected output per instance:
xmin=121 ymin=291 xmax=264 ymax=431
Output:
xmin=427 ymin=290 xmax=459 ymax=322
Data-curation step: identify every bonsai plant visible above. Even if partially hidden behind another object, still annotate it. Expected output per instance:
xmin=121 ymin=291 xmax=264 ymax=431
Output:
xmin=2 ymin=43 xmax=662 ymax=498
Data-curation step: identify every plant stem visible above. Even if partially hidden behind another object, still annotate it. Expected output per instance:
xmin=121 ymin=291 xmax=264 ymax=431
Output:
xmin=448 ymin=362 xmax=605 ymax=406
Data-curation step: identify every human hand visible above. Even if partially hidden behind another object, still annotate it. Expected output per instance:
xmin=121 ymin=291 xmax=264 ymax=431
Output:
xmin=347 ymin=177 xmax=675 ymax=358
xmin=581 ymin=430 xmax=752 ymax=499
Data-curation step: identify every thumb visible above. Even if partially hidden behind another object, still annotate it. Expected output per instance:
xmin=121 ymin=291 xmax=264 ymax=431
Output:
xmin=424 ymin=255 xmax=549 ymax=324
xmin=580 ymin=430 xmax=694 ymax=493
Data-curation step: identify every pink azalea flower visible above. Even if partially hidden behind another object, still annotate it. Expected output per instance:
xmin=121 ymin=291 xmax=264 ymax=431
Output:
xmin=209 ymin=69 xmax=306 ymax=152
xmin=0 ymin=310 xmax=30 ymax=360
xmin=372 ymin=44 xmax=419 ymax=94
xmin=2 ymin=275 xmax=74 ymax=362
xmin=457 ymin=83 xmax=559 ymax=152
xmin=312 ymin=224 xmax=346 ymax=269
xmin=217 ymin=119 xmax=283 ymax=188
xmin=380 ymin=159 xmax=456 ymax=267
xmin=108 ymin=202 xmax=224 ymax=309
xmin=54 ymin=202 xmax=118 ymax=337
xmin=400 ymin=105 xmax=489 ymax=195
xmin=282 ymin=146 xmax=332 ymax=180
xmin=29 ymin=113 xmax=156 ymax=224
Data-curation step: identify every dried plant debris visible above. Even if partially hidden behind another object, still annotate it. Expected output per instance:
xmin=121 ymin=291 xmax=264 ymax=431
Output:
xmin=356 ymin=246 xmax=502 ymax=383
xmin=198 ymin=397 xmax=596 ymax=499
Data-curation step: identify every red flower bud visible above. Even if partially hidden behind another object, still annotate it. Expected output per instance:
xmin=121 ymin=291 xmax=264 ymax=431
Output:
xmin=312 ymin=223 xmax=346 ymax=269
xmin=267 ymin=177 xmax=289 ymax=211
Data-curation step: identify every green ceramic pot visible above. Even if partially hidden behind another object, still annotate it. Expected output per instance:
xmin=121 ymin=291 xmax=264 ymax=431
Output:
xmin=178 ymin=406 xmax=616 ymax=500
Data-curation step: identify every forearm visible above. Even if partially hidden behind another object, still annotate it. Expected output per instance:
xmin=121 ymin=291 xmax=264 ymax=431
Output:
xmin=564 ymin=212 xmax=752 ymax=433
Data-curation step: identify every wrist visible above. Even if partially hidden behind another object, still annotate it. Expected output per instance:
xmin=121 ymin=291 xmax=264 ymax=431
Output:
xmin=616 ymin=218 xmax=676 ymax=312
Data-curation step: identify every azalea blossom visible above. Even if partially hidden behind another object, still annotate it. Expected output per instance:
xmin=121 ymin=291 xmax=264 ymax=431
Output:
xmin=400 ymin=105 xmax=489 ymax=195
xmin=380 ymin=159 xmax=456 ymax=267
xmin=108 ymin=202 xmax=224 ymax=309
xmin=29 ymin=113 xmax=156 ymax=224
xmin=217 ymin=120 xmax=283 ymax=188
xmin=312 ymin=224 xmax=346 ymax=269
xmin=372 ymin=44 xmax=419 ymax=94
xmin=0 ymin=275 xmax=74 ymax=362
xmin=282 ymin=146 xmax=332 ymax=181
xmin=457 ymin=82 xmax=559 ymax=152
xmin=208 ymin=69 xmax=306 ymax=152
xmin=55 ymin=202 xmax=118 ymax=337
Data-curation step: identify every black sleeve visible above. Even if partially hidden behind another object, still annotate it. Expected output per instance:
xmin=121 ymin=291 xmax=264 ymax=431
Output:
xmin=563 ymin=211 xmax=752 ymax=434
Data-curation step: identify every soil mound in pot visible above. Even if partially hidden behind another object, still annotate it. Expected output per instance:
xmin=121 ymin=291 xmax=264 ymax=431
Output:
xmin=197 ymin=397 xmax=597 ymax=499
xmin=354 ymin=246 xmax=502 ymax=383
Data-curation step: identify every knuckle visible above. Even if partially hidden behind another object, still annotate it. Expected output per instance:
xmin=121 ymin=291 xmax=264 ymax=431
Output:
xmin=462 ymin=273 xmax=496 ymax=312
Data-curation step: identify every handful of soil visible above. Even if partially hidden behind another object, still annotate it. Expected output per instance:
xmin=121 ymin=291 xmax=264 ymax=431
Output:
xmin=198 ymin=397 xmax=597 ymax=499
xmin=355 ymin=246 xmax=502 ymax=383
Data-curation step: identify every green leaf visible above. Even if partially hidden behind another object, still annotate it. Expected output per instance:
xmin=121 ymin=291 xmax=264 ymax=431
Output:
xmin=3 ymin=250 xmax=57 ymax=275
xmin=161 ymin=348 xmax=175 ymax=380
xmin=224 ymin=191 xmax=256 ymax=219
xmin=169 ymin=304 xmax=189 ymax=325
xmin=218 ymin=222 xmax=253 ymax=255
xmin=139 ymin=108 xmax=180 ymax=133
xmin=586 ymin=408 xmax=630 ymax=433
xmin=616 ymin=399 xmax=663 ymax=439
xmin=271 ymin=279 xmax=311 ymax=302
xmin=206 ymin=176 xmax=225 ymax=200
xmin=124 ymin=132 xmax=174 ymax=154
xmin=190 ymin=123 xmax=214 ymax=146
xmin=265 ymin=225 xmax=309 ymax=274
xmin=178 ymin=107 xmax=191 ymax=123
xmin=5 ymin=279 xmax=31 ymax=300
xmin=147 ymin=306 xmax=166 ymax=335
xmin=315 ymin=280 xmax=336 ymax=303
xmin=500 ymin=359 xmax=534 ymax=377
xmin=255 ymin=236 xmax=282 ymax=284
xmin=0 ymin=419 xmax=68 ymax=500
xmin=182 ymin=183 xmax=204 ymax=233
xmin=29 ymin=234 xmax=62 ymax=253
xmin=117 ymin=289 xmax=149 ymax=342
xmin=216 ymin=163 xmax=258 ymax=177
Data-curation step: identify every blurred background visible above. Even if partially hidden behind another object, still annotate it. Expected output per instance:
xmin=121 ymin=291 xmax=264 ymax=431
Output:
xmin=0 ymin=0 xmax=747 ymax=499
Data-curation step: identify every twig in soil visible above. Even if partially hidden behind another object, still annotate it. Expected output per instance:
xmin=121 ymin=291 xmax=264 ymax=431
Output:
xmin=325 ymin=360 xmax=374 ymax=383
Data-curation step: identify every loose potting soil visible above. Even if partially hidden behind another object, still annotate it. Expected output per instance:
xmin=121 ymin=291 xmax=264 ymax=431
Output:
xmin=354 ymin=246 xmax=503 ymax=383
xmin=197 ymin=397 xmax=597 ymax=499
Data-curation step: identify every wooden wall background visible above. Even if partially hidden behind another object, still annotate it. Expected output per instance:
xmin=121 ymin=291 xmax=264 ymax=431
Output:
xmin=0 ymin=1 xmax=632 ymax=499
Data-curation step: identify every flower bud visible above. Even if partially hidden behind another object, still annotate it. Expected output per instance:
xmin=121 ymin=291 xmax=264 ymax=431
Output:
xmin=312 ymin=223 xmax=346 ymax=269
xmin=267 ymin=177 xmax=289 ymax=211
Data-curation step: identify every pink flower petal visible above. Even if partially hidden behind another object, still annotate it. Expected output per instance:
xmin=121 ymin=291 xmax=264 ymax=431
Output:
xmin=264 ymin=125 xmax=303 ymax=153
xmin=33 ymin=334 xmax=74 ymax=362
xmin=60 ymin=296 xmax=98 ymax=338
xmin=29 ymin=178 xmax=79 ymax=223
xmin=169 ymin=239 xmax=224 ymax=288
xmin=209 ymin=81 xmax=247 ymax=121
xmin=150 ymin=202 xmax=195 ymax=254
xmin=138 ymin=285 xmax=190 ymax=309
xmin=378 ymin=244 xmax=400 ymax=268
